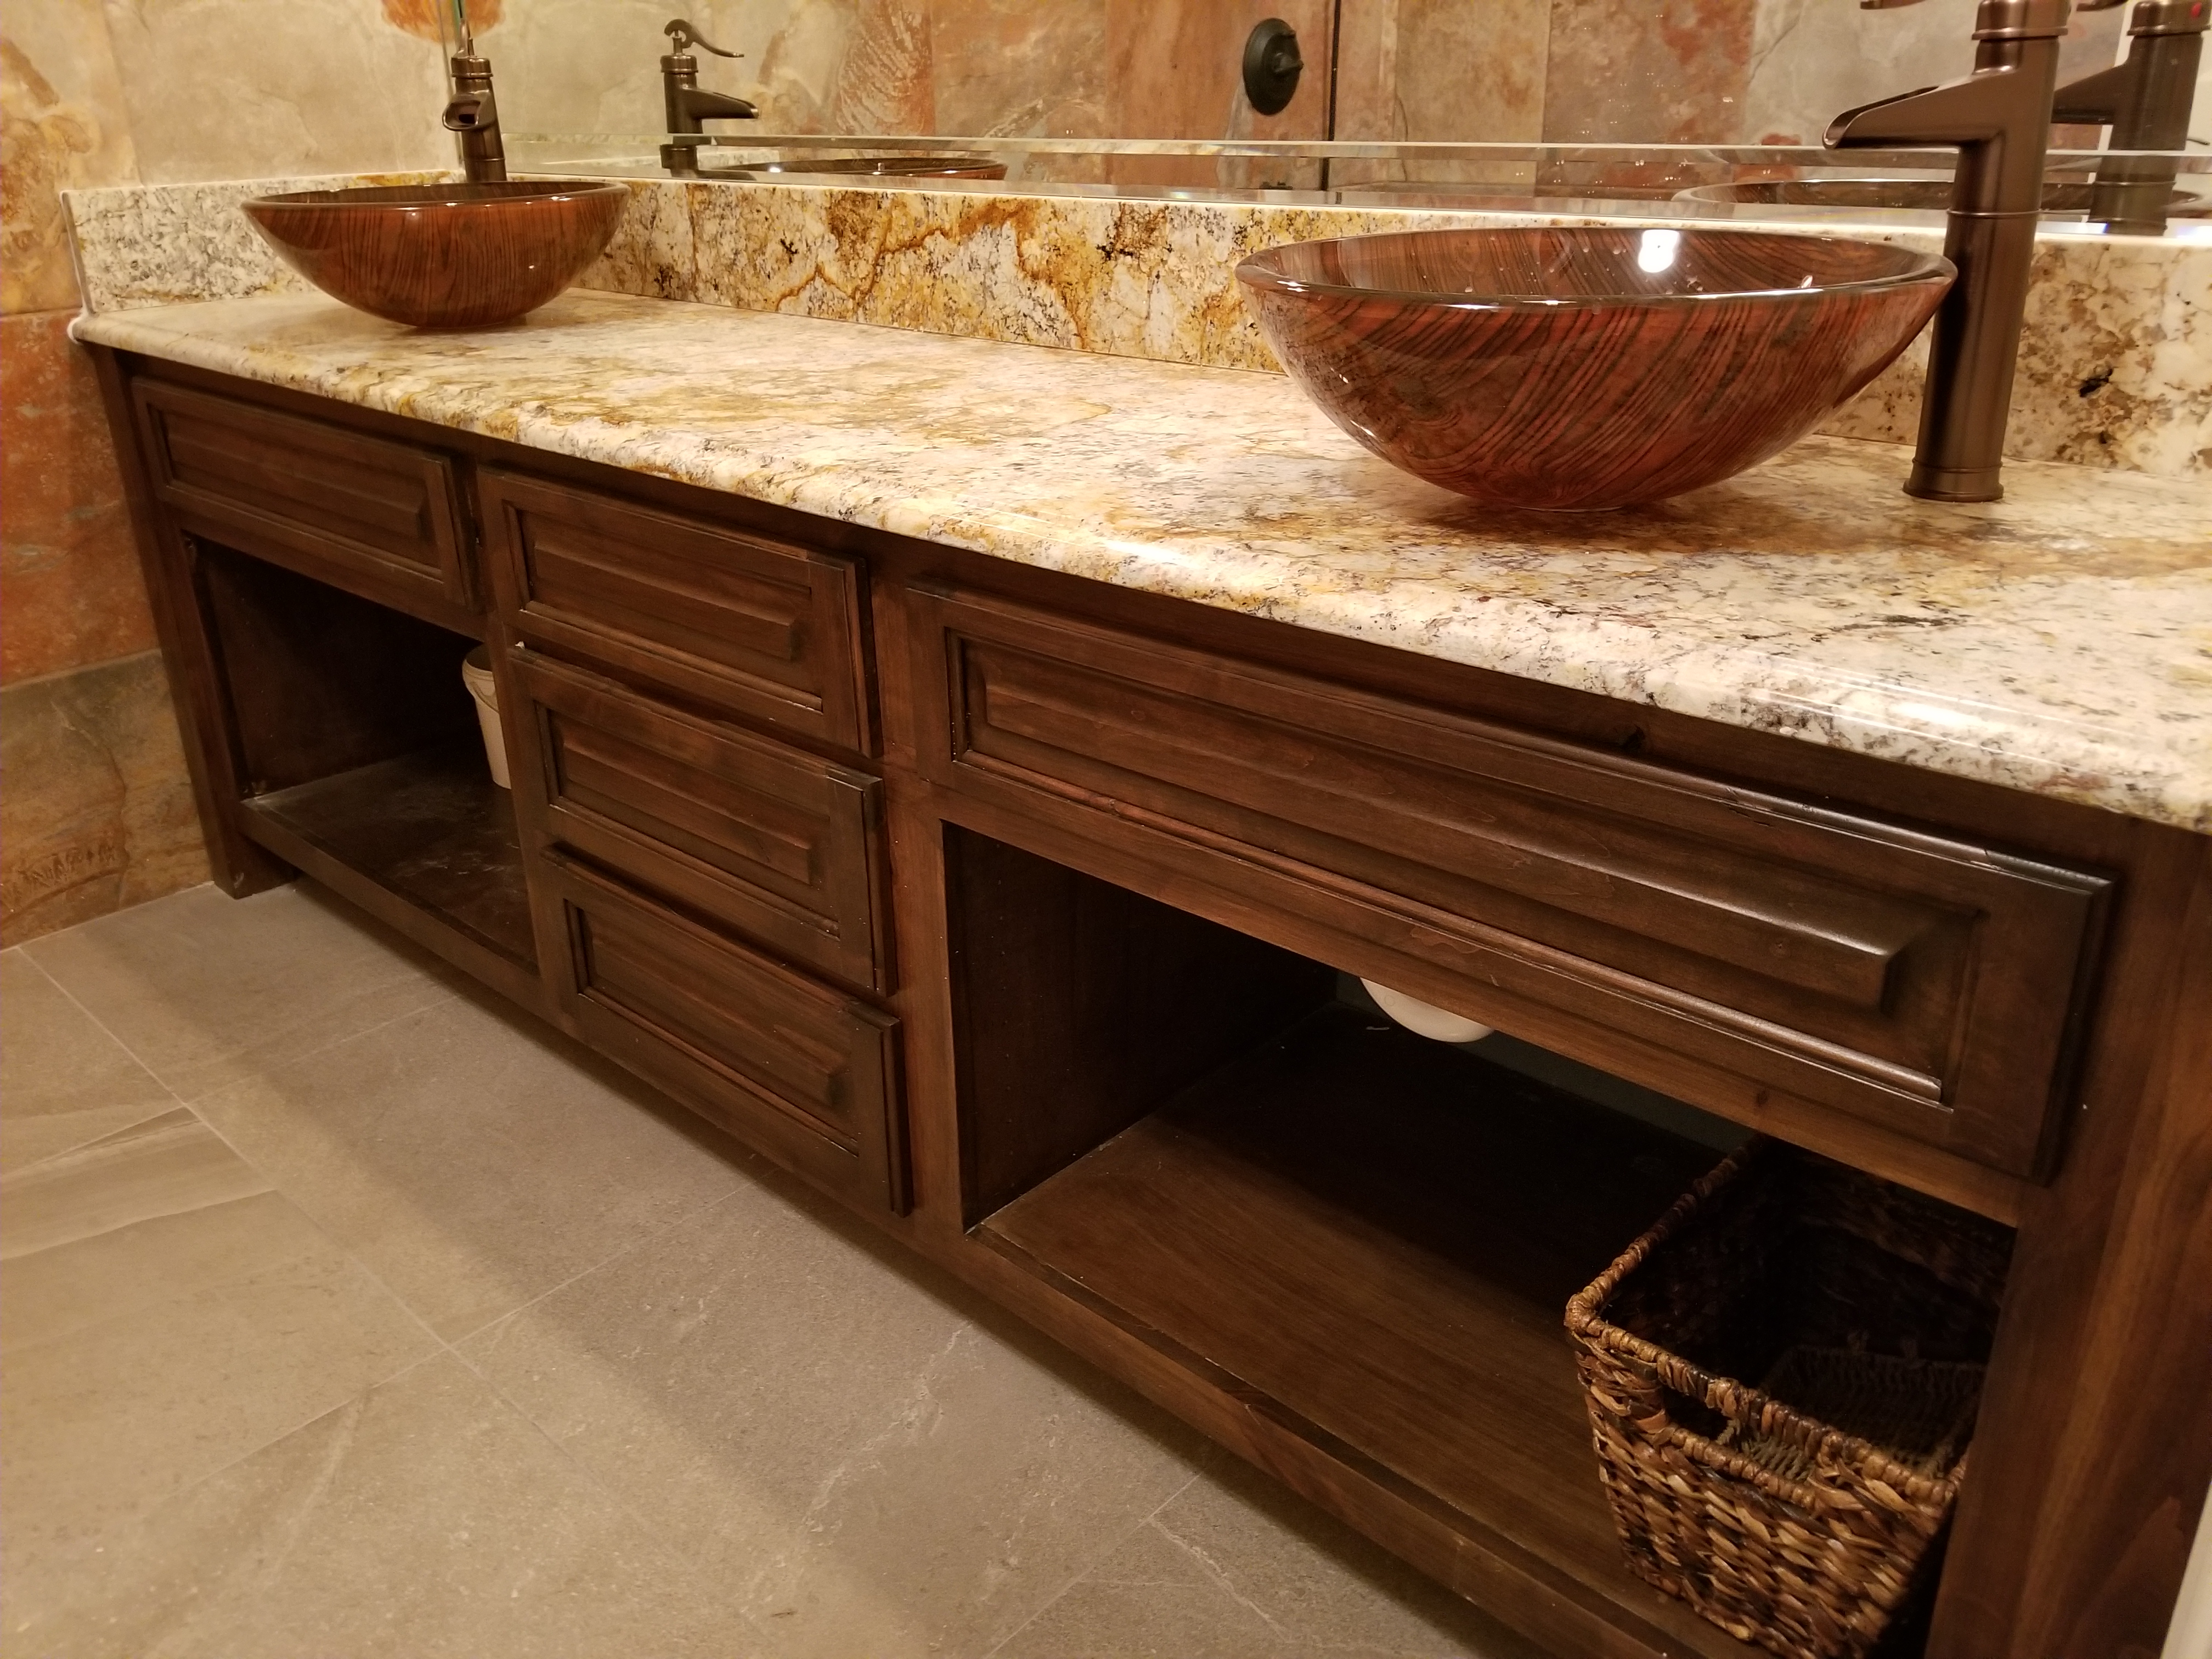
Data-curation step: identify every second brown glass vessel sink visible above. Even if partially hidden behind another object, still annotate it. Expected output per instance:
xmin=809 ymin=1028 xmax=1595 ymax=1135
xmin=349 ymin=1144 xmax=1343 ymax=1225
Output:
xmin=242 ymin=180 xmax=630 ymax=330
xmin=1237 ymin=227 xmax=1951 ymax=511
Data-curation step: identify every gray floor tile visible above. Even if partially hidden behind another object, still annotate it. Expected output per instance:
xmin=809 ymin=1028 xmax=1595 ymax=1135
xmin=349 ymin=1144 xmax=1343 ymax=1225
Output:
xmin=457 ymin=1163 xmax=1214 ymax=1659
xmin=189 ymin=987 xmax=748 ymax=1341
xmin=1 ymin=1108 xmax=439 ymax=1582
xmin=989 ymin=1457 xmax=1538 ymax=1659
xmin=0 ymin=948 xmax=177 ymax=1173
xmin=21 ymin=883 xmax=459 ymax=1103
xmin=2 ymin=1352 xmax=764 ymax=1659
xmin=7 ymin=879 xmax=1552 ymax=1657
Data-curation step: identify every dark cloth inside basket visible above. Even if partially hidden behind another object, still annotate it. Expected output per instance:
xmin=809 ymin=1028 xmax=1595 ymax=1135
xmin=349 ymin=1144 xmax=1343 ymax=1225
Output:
xmin=1719 ymin=1345 xmax=1986 ymax=1481
xmin=1608 ymin=1148 xmax=2013 ymax=1402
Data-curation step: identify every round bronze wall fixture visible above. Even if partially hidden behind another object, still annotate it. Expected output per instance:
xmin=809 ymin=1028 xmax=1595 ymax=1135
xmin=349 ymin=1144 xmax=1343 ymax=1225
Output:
xmin=1242 ymin=18 xmax=1304 ymax=115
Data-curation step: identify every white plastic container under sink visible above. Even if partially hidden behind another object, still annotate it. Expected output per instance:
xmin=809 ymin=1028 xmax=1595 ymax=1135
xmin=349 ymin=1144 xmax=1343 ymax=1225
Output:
xmin=462 ymin=646 xmax=510 ymax=789
xmin=1360 ymin=979 xmax=1493 ymax=1043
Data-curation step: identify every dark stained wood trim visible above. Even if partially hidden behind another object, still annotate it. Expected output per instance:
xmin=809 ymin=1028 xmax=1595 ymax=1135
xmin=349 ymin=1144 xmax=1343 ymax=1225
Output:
xmin=88 ymin=347 xmax=294 ymax=898
xmin=1927 ymin=831 xmax=2212 ymax=1659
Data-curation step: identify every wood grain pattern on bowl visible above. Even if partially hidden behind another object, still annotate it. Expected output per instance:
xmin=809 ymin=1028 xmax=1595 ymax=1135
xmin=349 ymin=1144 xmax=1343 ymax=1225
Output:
xmin=241 ymin=182 xmax=631 ymax=331
xmin=1238 ymin=227 xmax=1953 ymax=511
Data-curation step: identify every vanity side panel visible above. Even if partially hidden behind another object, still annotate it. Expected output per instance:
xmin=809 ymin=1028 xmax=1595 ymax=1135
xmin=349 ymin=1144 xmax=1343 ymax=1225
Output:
xmin=1928 ymin=829 xmax=2212 ymax=1659
xmin=86 ymin=347 xmax=292 ymax=898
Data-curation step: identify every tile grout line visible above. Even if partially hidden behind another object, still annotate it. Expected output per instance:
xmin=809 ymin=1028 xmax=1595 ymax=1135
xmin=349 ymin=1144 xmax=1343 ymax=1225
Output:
xmin=11 ymin=953 xmax=199 ymax=1159
xmin=204 ymin=978 xmax=471 ymax=1098
xmin=431 ymin=1183 xmax=794 ymax=1652
xmin=33 ymin=1153 xmax=759 ymax=1585
xmin=45 ymin=1346 xmax=461 ymax=1565
xmin=3 ymin=944 xmax=473 ymax=1543
xmin=18 ymin=916 xmax=467 ymax=1114
xmin=974 ymin=1466 xmax=1212 ymax=1659
xmin=16 ymin=907 xmax=1242 ymax=1656
xmin=9 ymin=944 xmax=765 ymax=1635
xmin=436 ymin=1177 xmax=755 ymax=1358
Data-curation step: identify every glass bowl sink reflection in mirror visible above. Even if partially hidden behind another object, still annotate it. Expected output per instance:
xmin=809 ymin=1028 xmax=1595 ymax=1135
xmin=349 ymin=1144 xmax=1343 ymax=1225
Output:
xmin=1236 ymin=227 xmax=1953 ymax=512
xmin=1674 ymin=177 xmax=2212 ymax=218
xmin=241 ymin=181 xmax=630 ymax=330
xmin=712 ymin=154 xmax=1008 ymax=180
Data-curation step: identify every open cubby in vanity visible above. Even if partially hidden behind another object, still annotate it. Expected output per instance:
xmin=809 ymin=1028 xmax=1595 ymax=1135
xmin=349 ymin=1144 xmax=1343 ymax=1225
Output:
xmin=946 ymin=825 xmax=1798 ymax=1657
xmin=193 ymin=541 xmax=536 ymax=981
xmin=90 ymin=347 xmax=2211 ymax=1659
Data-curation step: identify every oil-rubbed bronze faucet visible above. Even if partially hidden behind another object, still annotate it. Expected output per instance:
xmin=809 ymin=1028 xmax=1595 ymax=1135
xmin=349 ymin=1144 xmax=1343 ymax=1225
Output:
xmin=2054 ymin=0 xmax=2209 ymax=232
xmin=442 ymin=48 xmax=507 ymax=183
xmin=1827 ymin=0 xmax=2074 ymax=503
xmin=659 ymin=19 xmax=757 ymax=177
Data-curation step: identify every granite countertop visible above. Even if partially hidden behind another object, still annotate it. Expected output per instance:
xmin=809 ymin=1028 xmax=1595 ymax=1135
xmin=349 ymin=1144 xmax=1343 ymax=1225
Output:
xmin=75 ymin=289 xmax=2212 ymax=832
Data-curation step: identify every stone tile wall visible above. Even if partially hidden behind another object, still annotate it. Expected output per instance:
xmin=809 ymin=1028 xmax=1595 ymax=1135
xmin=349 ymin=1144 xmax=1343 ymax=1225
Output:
xmin=0 ymin=0 xmax=452 ymax=944
xmin=0 ymin=306 xmax=209 ymax=941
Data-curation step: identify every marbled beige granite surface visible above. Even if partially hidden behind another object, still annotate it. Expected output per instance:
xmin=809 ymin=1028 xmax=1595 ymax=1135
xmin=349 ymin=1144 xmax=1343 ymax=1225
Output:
xmin=67 ymin=175 xmax=2212 ymax=477
xmin=73 ymin=289 xmax=2212 ymax=831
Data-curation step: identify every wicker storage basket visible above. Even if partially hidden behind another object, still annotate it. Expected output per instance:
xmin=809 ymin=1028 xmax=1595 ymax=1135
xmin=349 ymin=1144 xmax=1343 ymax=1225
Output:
xmin=1565 ymin=1139 xmax=2013 ymax=1659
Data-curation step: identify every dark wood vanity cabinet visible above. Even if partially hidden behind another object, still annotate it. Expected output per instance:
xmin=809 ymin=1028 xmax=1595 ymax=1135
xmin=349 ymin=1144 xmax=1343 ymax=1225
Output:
xmin=94 ymin=350 xmax=2212 ymax=1659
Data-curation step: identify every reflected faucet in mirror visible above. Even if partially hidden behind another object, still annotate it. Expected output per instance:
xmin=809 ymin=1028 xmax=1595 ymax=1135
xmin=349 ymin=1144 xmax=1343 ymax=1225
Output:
xmin=661 ymin=19 xmax=757 ymax=177
xmin=2053 ymin=0 xmax=2209 ymax=232
xmin=1827 ymin=0 xmax=2074 ymax=503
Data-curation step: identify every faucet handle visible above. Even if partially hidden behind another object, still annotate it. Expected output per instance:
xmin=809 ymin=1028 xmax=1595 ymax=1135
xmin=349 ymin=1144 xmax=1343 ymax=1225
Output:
xmin=664 ymin=18 xmax=740 ymax=58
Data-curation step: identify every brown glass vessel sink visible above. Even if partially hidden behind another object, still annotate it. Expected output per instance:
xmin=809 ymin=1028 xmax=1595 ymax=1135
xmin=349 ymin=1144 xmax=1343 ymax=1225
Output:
xmin=241 ymin=181 xmax=630 ymax=330
xmin=1675 ymin=177 xmax=2212 ymax=218
xmin=1237 ymin=227 xmax=1952 ymax=512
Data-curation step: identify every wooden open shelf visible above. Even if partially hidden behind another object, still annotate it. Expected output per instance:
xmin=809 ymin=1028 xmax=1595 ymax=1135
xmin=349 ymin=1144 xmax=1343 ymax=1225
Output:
xmin=241 ymin=739 xmax=541 ymax=1003
xmin=981 ymin=1001 xmax=1758 ymax=1659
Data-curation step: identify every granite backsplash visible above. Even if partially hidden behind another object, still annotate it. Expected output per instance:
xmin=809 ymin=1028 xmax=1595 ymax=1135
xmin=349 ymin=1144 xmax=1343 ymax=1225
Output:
xmin=65 ymin=172 xmax=2211 ymax=477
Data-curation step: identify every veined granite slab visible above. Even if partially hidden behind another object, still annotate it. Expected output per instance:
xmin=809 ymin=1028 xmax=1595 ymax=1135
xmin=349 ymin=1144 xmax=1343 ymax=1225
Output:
xmin=62 ymin=173 xmax=458 ymax=313
xmin=65 ymin=174 xmax=2212 ymax=479
xmin=71 ymin=290 xmax=2212 ymax=832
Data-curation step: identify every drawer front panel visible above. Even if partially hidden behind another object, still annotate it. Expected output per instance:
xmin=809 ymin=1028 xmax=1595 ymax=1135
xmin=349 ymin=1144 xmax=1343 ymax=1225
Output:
xmin=482 ymin=470 xmax=870 ymax=752
xmin=913 ymin=586 xmax=2108 ymax=1179
xmin=134 ymin=380 xmax=470 ymax=614
xmin=514 ymin=650 xmax=887 ymax=990
xmin=547 ymin=855 xmax=905 ymax=1210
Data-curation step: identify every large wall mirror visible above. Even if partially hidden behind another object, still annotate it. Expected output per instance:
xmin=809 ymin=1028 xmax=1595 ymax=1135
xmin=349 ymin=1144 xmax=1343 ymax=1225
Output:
xmin=468 ymin=0 xmax=2209 ymax=224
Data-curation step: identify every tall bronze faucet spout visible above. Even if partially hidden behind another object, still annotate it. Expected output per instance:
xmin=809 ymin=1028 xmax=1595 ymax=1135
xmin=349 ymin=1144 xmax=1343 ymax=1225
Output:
xmin=442 ymin=53 xmax=507 ymax=184
xmin=1827 ymin=0 xmax=2072 ymax=502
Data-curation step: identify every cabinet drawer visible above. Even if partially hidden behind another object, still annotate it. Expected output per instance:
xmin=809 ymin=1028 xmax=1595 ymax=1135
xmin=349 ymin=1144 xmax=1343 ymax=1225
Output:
xmin=545 ymin=854 xmax=906 ymax=1211
xmin=911 ymin=586 xmax=2109 ymax=1181
xmin=482 ymin=470 xmax=870 ymax=753
xmin=512 ymin=650 xmax=887 ymax=991
xmin=133 ymin=380 xmax=472 ymax=621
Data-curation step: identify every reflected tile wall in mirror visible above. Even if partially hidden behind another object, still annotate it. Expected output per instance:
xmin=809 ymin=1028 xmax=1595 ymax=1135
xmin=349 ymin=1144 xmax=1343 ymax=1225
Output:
xmin=483 ymin=0 xmax=2196 ymax=151
xmin=478 ymin=0 xmax=1339 ymax=143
